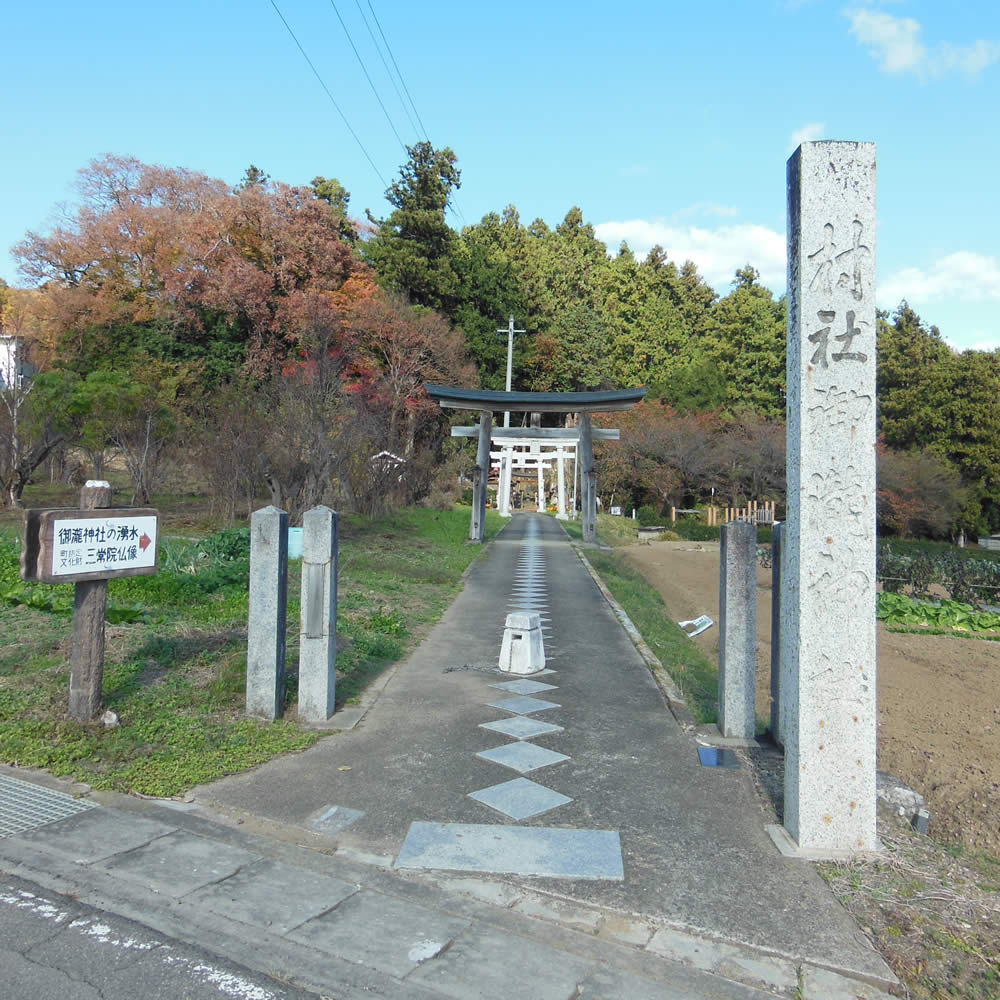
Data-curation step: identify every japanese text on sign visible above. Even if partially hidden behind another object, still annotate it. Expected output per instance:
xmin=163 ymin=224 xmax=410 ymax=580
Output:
xmin=51 ymin=515 xmax=158 ymax=576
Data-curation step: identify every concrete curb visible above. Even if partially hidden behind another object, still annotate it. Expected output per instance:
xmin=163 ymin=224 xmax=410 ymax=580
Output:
xmin=0 ymin=777 xmax=899 ymax=998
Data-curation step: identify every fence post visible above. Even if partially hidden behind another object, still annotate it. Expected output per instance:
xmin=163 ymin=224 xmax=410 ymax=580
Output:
xmin=247 ymin=505 xmax=288 ymax=720
xmin=719 ymin=520 xmax=757 ymax=740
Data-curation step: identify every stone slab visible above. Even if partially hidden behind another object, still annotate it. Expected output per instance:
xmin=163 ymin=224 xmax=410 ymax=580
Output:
xmin=395 ymin=822 xmax=623 ymax=879
xmin=479 ymin=716 xmax=565 ymax=740
xmin=408 ymin=926 xmax=593 ymax=1000
xmin=476 ymin=742 xmax=570 ymax=773
xmin=185 ymin=858 xmax=357 ymax=934
xmin=289 ymin=889 xmax=469 ymax=978
xmin=486 ymin=695 xmax=560 ymax=715
xmin=10 ymin=807 xmax=175 ymax=863
xmin=801 ymin=966 xmax=897 ymax=999
xmin=489 ymin=679 xmax=557 ymax=694
xmin=97 ymin=830 xmax=259 ymax=896
xmin=467 ymin=778 xmax=572 ymax=820
xmin=648 ymin=926 xmax=798 ymax=993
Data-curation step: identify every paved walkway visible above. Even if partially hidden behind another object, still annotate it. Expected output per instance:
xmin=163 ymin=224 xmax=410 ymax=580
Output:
xmin=0 ymin=514 xmax=897 ymax=999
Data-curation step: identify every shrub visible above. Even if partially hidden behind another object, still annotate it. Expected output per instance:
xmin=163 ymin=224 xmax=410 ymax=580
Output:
xmin=636 ymin=505 xmax=660 ymax=526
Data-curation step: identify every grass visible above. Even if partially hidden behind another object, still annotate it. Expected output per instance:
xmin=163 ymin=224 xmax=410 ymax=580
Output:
xmin=559 ymin=513 xmax=719 ymax=722
xmin=0 ymin=502 xmax=503 ymax=797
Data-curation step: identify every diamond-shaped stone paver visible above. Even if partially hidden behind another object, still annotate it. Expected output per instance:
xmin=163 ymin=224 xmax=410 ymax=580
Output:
xmin=490 ymin=679 xmax=557 ymax=695
xmin=487 ymin=695 xmax=560 ymax=715
xmin=476 ymin=743 xmax=570 ymax=774
xmin=468 ymin=777 xmax=571 ymax=820
xmin=479 ymin=717 xmax=564 ymax=740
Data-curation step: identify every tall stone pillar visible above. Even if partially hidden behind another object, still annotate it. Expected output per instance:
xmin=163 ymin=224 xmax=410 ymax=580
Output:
xmin=781 ymin=141 xmax=877 ymax=854
xmin=536 ymin=463 xmax=545 ymax=512
xmin=770 ymin=521 xmax=784 ymax=746
xmin=579 ymin=414 xmax=596 ymax=543
xmin=470 ymin=409 xmax=492 ymax=542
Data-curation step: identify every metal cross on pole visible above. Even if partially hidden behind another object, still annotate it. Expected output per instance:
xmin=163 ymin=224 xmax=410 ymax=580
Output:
xmin=496 ymin=315 xmax=526 ymax=428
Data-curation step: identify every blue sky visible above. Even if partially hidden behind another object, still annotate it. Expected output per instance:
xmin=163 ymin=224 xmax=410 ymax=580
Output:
xmin=3 ymin=1 xmax=998 ymax=349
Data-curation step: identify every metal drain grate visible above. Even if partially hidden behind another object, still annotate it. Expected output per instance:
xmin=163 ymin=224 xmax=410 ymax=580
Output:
xmin=0 ymin=774 xmax=97 ymax=837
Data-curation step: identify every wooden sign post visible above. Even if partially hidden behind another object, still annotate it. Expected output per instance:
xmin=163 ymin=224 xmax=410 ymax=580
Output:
xmin=21 ymin=481 xmax=159 ymax=722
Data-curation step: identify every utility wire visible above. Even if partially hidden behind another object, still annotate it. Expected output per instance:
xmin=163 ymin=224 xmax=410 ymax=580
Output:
xmin=327 ymin=0 xmax=408 ymax=154
xmin=366 ymin=0 xmax=430 ymax=141
xmin=363 ymin=2 xmax=467 ymax=226
xmin=268 ymin=0 xmax=388 ymax=190
xmin=353 ymin=0 xmax=421 ymax=140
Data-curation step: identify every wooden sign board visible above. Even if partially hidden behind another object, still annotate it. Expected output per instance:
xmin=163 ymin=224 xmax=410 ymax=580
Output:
xmin=25 ymin=508 xmax=160 ymax=584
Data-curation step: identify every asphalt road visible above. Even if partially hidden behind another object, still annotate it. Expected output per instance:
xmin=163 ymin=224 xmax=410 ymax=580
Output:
xmin=1 ymin=873 xmax=318 ymax=1000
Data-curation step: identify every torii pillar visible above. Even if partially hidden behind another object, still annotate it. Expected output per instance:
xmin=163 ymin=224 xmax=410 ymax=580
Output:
xmin=579 ymin=414 xmax=596 ymax=543
xmin=470 ymin=409 xmax=492 ymax=542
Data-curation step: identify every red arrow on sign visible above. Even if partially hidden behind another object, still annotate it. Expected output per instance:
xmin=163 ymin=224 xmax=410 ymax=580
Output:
xmin=139 ymin=532 xmax=152 ymax=552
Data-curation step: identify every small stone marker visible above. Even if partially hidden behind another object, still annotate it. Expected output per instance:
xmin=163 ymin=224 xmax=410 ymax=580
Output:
xmin=769 ymin=521 xmax=783 ymax=745
xmin=499 ymin=612 xmax=546 ymax=674
xmin=20 ymin=481 xmax=160 ymax=722
xmin=247 ymin=505 xmax=288 ymax=720
xmin=718 ymin=521 xmax=757 ymax=740
xmin=298 ymin=505 xmax=338 ymax=723
xmin=782 ymin=140 xmax=878 ymax=854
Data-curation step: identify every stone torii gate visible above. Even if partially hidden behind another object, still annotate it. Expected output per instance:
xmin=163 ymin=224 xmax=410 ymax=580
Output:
xmin=424 ymin=385 xmax=646 ymax=544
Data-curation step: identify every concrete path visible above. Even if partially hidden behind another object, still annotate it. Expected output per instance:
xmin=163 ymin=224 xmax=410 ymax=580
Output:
xmin=0 ymin=514 xmax=898 ymax=999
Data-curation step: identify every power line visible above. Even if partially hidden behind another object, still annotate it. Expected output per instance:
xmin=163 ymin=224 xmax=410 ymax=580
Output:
xmin=327 ymin=0 xmax=408 ymax=154
xmin=366 ymin=1 xmax=430 ymax=142
xmin=268 ymin=0 xmax=388 ymax=190
xmin=353 ymin=0 xmax=421 ymax=140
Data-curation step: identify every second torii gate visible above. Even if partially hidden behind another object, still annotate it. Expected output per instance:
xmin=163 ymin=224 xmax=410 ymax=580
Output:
xmin=424 ymin=385 xmax=647 ymax=544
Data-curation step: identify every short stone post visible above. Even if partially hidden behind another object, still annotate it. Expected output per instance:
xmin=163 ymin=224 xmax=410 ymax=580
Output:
xmin=781 ymin=140 xmax=878 ymax=854
xmin=718 ymin=520 xmax=757 ymax=740
xmin=247 ymin=505 xmax=288 ymax=720
xmin=68 ymin=482 xmax=113 ymax=721
xmin=498 ymin=450 xmax=512 ymax=518
xmin=769 ymin=521 xmax=783 ymax=745
xmin=298 ymin=506 xmax=338 ymax=723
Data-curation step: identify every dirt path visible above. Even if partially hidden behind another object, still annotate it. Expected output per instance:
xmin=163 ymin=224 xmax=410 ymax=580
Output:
xmin=622 ymin=540 xmax=1000 ymax=853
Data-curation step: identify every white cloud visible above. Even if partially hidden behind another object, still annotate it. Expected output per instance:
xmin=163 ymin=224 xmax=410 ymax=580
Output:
xmin=879 ymin=251 xmax=1000 ymax=307
xmin=846 ymin=9 xmax=1000 ymax=77
xmin=673 ymin=201 xmax=740 ymax=219
xmin=594 ymin=218 xmax=786 ymax=293
xmin=787 ymin=122 xmax=825 ymax=153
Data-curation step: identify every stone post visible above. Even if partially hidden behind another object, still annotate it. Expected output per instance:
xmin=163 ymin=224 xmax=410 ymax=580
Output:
xmin=247 ymin=505 xmax=288 ymax=720
xmin=782 ymin=141 xmax=877 ymax=854
xmin=298 ymin=506 xmax=338 ymax=723
xmin=556 ymin=450 xmax=567 ymax=519
xmin=718 ymin=520 xmax=757 ymax=740
xmin=68 ymin=481 xmax=113 ymax=721
xmin=536 ymin=463 xmax=545 ymax=513
xmin=580 ymin=414 xmax=596 ymax=543
xmin=470 ymin=409 xmax=492 ymax=542
xmin=769 ymin=521 xmax=783 ymax=746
